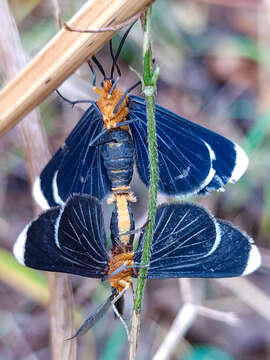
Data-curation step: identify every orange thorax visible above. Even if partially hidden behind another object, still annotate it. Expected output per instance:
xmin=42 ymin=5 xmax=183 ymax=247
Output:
xmin=94 ymin=80 xmax=129 ymax=130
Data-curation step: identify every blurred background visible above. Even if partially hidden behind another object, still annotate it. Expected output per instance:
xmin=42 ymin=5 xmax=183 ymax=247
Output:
xmin=0 ymin=0 xmax=270 ymax=359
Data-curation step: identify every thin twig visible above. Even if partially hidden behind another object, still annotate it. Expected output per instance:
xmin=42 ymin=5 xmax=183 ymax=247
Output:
xmin=153 ymin=304 xmax=197 ymax=360
xmin=179 ymin=279 xmax=194 ymax=304
xmin=64 ymin=6 xmax=152 ymax=33
xmin=129 ymin=7 xmax=160 ymax=359
xmin=196 ymin=305 xmax=241 ymax=326
xmin=0 ymin=1 xmax=77 ymax=359
xmin=151 ymin=280 xmax=196 ymax=360
xmin=216 ymin=278 xmax=270 ymax=323
xmin=152 ymin=279 xmax=197 ymax=360
xmin=152 ymin=281 xmax=241 ymax=360
xmin=51 ymin=0 xmax=63 ymax=29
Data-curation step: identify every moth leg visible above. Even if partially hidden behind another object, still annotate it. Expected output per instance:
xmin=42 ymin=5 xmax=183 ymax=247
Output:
xmin=111 ymin=303 xmax=130 ymax=341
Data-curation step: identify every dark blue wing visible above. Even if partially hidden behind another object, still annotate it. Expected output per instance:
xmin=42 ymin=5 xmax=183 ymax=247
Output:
xmin=134 ymin=204 xmax=261 ymax=278
xmin=55 ymin=194 xmax=109 ymax=271
xmin=134 ymin=203 xmax=218 ymax=277
xmin=198 ymin=219 xmax=261 ymax=277
xmin=128 ymin=95 xmax=248 ymax=196
xmin=33 ymin=106 xmax=111 ymax=209
xmin=13 ymin=195 xmax=109 ymax=278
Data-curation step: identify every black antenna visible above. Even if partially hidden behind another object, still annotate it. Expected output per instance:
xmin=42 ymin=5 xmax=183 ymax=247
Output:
xmin=109 ymin=40 xmax=121 ymax=78
xmin=87 ymin=60 xmax=96 ymax=87
xmin=92 ymin=55 xmax=106 ymax=79
xmin=110 ymin=23 xmax=135 ymax=79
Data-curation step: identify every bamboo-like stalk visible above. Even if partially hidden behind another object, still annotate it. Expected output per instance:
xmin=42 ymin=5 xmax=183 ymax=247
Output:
xmin=129 ymin=8 xmax=160 ymax=359
xmin=0 ymin=0 xmax=153 ymax=137
xmin=0 ymin=2 xmax=77 ymax=359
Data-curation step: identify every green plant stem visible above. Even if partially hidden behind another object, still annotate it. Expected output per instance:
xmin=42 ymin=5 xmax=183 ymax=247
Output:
xmin=129 ymin=7 xmax=159 ymax=359
xmin=134 ymin=5 xmax=160 ymax=313
xmin=133 ymin=91 xmax=158 ymax=311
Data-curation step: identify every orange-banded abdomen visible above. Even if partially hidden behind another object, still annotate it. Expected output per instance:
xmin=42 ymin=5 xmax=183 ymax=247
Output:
xmin=101 ymin=129 xmax=134 ymax=191
xmin=110 ymin=193 xmax=135 ymax=247
xmin=108 ymin=252 xmax=134 ymax=293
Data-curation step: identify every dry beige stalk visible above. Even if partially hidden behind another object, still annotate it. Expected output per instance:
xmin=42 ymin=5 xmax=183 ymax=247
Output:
xmin=0 ymin=1 xmax=77 ymax=359
xmin=0 ymin=0 xmax=154 ymax=137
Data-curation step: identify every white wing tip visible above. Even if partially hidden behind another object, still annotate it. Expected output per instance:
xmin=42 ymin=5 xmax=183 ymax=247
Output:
xmin=13 ymin=224 xmax=30 ymax=266
xmin=242 ymin=244 xmax=261 ymax=276
xmin=207 ymin=218 xmax=221 ymax=256
xmin=230 ymin=144 xmax=249 ymax=183
xmin=52 ymin=172 xmax=65 ymax=206
xmin=201 ymin=142 xmax=216 ymax=189
xmin=32 ymin=177 xmax=50 ymax=210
